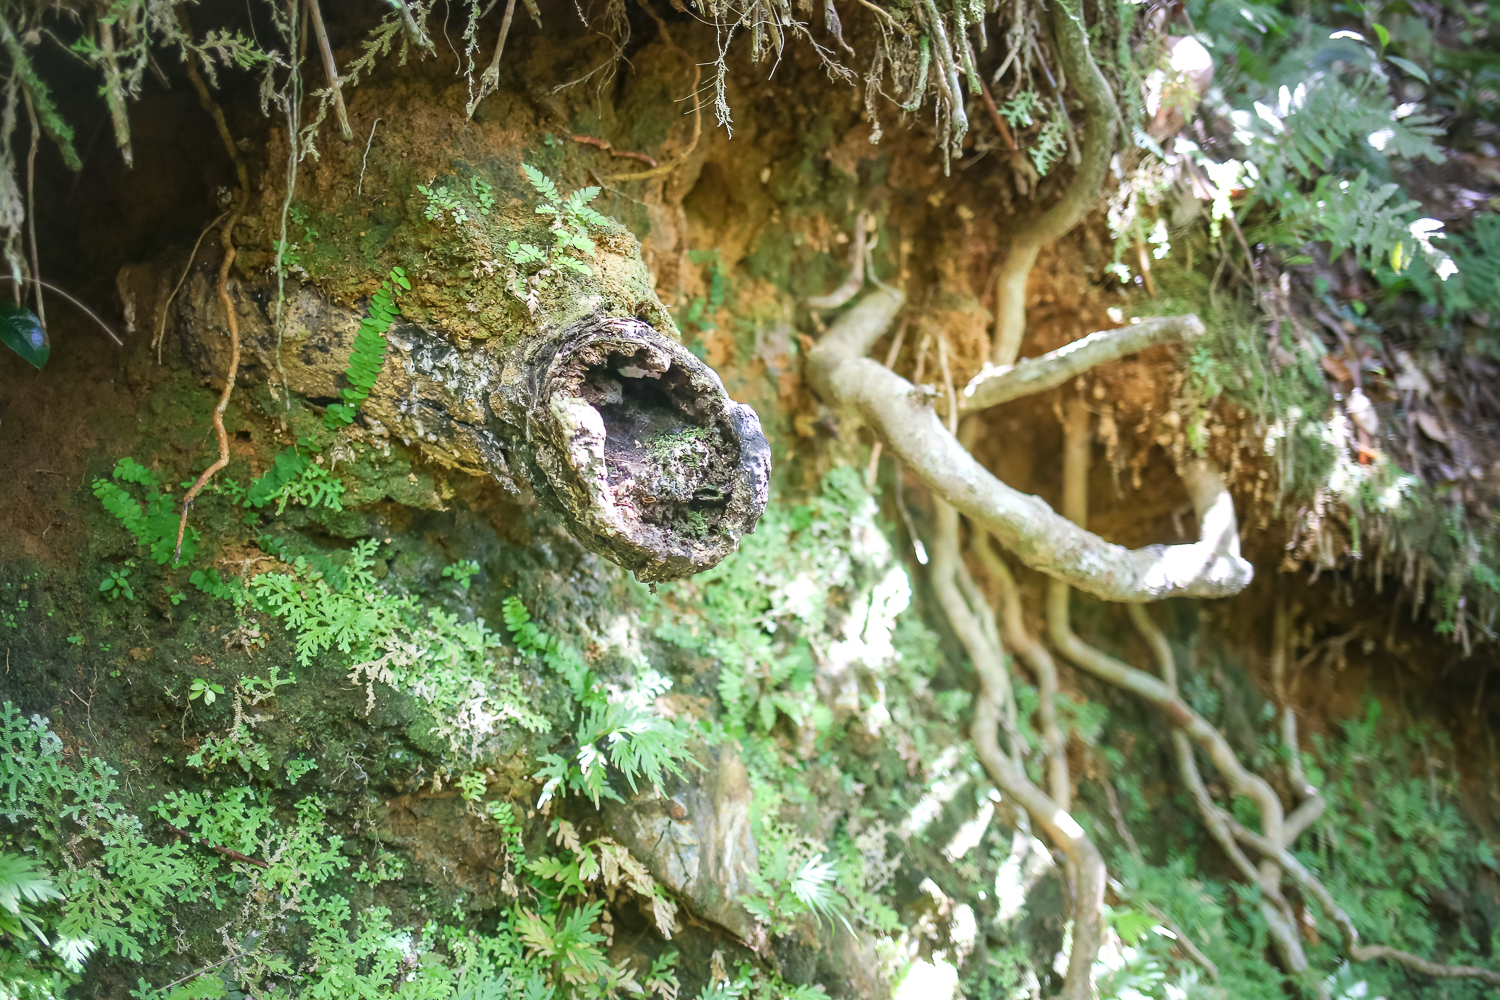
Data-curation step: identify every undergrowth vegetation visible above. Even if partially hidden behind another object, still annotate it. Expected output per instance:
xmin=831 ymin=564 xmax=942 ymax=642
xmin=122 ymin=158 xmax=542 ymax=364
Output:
xmin=6 ymin=0 xmax=1500 ymax=995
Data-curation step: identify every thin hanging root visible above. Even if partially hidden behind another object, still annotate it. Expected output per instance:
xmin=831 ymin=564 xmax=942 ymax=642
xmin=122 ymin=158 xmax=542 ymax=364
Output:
xmin=609 ymin=0 xmax=702 ymax=182
xmin=174 ymin=49 xmax=251 ymax=565
xmin=307 ymin=0 xmax=353 ymax=141
xmin=154 ymin=210 xmax=229 ymax=363
xmin=570 ymin=134 xmax=656 ymax=168
xmin=468 ymin=0 xmax=518 ymax=118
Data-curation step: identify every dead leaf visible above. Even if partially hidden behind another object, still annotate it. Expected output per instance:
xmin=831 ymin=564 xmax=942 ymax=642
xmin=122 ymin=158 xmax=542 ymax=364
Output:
xmin=128 ymin=646 xmax=150 ymax=661
xmin=1415 ymin=411 xmax=1449 ymax=443
xmin=1320 ymin=354 xmax=1353 ymax=382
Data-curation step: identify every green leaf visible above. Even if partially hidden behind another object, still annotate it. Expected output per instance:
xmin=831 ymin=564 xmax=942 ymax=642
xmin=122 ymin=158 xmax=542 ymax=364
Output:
xmin=1387 ymin=55 xmax=1430 ymax=84
xmin=1371 ymin=22 xmax=1390 ymax=50
xmin=0 ymin=301 xmax=48 ymax=369
xmin=0 ymin=851 xmax=62 ymax=915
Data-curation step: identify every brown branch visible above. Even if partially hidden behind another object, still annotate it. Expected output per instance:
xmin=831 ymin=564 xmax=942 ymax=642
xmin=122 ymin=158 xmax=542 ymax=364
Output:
xmin=975 ymin=72 xmax=1017 ymax=151
xmin=570 ymin=134 xmax=658 ymax=168
xmin=306 ymin=0 xmax=353 ymax=142
xmin=1133 ymin=600 xmax=1313 ymax=981
xmin=1046 ymin=402 xmax=1283 ymax=837
xmin=164 ymin=823 xmax=269 ymax=869
xmin=468 ymin=0 xmax=518 ymax=119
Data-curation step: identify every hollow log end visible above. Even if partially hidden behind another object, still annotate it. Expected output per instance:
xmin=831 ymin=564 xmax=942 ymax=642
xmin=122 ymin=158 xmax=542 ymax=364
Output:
xmin=524 ymin=316 xmax=771 ymax=583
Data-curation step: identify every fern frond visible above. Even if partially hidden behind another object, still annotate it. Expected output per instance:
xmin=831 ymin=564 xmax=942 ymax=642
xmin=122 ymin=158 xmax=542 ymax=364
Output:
xmin=522 ymin=163 xmax=559 ymax=203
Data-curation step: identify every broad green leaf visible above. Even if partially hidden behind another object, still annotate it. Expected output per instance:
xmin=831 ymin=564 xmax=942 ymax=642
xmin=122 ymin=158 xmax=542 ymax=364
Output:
xmin=0 ymin=301 xmax=48 ymax=369
xmin=1388 ymin=55 xmax=1430 ymax=83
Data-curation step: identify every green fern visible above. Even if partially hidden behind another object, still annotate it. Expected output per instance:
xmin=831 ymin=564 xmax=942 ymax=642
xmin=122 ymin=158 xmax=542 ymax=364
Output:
xmin=0 ymin=704 xmax=197 ymax=975
xmin=502 ymin=597 xmax=593 ymax=706
xmin=244 ymin=447 xmax=345 ymax=513
xmin=324 ymin=268 xmax=408 ymax=429
xmin=505 ymin=598 xmax=693 ymax=808
xmin=0 ymin=852 xmax=61 ymax=947
xmin=92 ymin=458 xmax=199 ymax=565
xmin=512 ymin=165 xmax=608 ymax=279
xmin=1281 ymin=171 xmax=1422 ymax=271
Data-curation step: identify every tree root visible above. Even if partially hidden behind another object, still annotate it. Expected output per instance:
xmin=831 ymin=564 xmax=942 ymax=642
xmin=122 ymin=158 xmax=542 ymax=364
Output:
xmin=1041 ymin=400 xmax=1500 ymax=991
xmin=932 ymin=500 xmax=1103 ymax=1000
xmin=972 ymin=528 xmax=1069 ymax=807
xmin=607 ymin=0 xmax=702 ymax=182
xmin=990 ymin=0 xmax=1117 ymax=366
xmin=173 ymin=44 xmax=250 ymax=565
xmin=807 ymin=290 xmax=1251 ymax=601
xmin=960 ymin=315 xmax=1205 ymax=414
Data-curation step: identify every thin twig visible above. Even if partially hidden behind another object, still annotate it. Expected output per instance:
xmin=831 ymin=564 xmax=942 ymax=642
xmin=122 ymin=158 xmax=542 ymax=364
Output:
xmin=975 ymin=54 xmax=1017 ymax=151
xmin=570 ymin=134 xmax=657 ymax=167
xmin=0 ymin=277 xmax=121 ymax=345
xmin=153 ymin=955 xmax=238 ymax=994
xmin=164 ymin=823 xmax=269 ymax=869
xmin=154 ymin=210 xmax=229 ymax=363
xmin=358 ymin=117 xmax=382 ymax=196
xmin=22 ymin=90 xmax=43 ymax=328
xmin=469 ymin=0 xmax=518 ymax=118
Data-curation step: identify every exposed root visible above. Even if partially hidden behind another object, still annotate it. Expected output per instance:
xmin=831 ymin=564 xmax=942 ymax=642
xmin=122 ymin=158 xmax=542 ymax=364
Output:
xmin=931 ymin=500 xmax=1103 ymax=1000
xmin=154 ymin=210 xmax=228 ymax=363
xmin=1230 ymin=822 xmax=1500 ymax=988
xmin=173 ymin=46 xmax=250 ymax=565
xmin=960 ymin=314 xmax=1205 ymax=414
xmin=570 ymin=134 xmax=657 ymax=168
xmin=807 ymin=290 xmax=1251 ymax=601
xmin=971 ymin=530 xmax=1069 ymax=808
xmin=1030 ymin=399 xmax=1500 ymax=989
xmin=804 ymin=214 xmax=867 ymax=310
xmin=990 ymin=0 xmax=1118 ymax=366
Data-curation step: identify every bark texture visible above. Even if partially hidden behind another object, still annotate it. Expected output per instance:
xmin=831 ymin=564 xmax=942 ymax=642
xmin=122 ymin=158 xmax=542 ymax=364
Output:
xmin=160 ymin=254 xmax=770 ymax=583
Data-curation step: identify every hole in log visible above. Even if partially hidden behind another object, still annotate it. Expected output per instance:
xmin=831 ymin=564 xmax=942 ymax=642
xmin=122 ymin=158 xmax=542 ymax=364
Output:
xmin=588 ymin=350 xmax=737 ymax=541
xmin=526 ymin=317 xmax=770 ymax=583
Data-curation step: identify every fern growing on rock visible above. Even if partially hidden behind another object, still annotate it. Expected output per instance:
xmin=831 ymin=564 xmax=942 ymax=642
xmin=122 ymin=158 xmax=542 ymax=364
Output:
xmin=324 ymin=268 xmax=408 ymax=429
